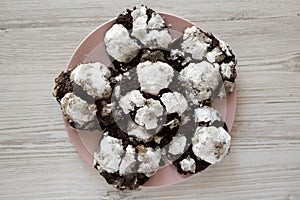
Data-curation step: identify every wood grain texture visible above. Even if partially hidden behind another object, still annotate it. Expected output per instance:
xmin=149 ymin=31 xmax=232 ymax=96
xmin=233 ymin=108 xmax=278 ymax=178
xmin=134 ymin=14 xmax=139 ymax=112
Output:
xmin=0 ymin=0 xmax=300 ymax=199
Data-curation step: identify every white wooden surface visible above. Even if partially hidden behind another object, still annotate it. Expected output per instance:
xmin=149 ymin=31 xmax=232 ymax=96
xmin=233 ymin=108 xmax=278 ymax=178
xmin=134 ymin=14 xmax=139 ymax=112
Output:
xmin=1 ymin=0 xmax=300 ymax=199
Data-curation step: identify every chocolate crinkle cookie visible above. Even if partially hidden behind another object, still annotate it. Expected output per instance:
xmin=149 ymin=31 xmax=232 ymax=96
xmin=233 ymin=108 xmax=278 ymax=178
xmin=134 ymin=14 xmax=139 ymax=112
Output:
xmin=53 ymin=5 xmax=237 ymax=190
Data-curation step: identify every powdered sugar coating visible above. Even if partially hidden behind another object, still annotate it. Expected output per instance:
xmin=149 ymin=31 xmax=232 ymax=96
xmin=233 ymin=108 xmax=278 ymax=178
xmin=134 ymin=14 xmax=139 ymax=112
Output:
xmin=148 ymin=12 xmax=166 ymax=29
xmin=137 ymin=61 xmax=174 ymax=95
xmin=219 ymin=40 xmax=232 ymax=57
xmin=180 ymin=156 xmax=196 ymax=173
xmin=192 ymin=126 xmax=231 ymax=164
xmin=94 ymin=135 xmax=124 ymax=173
xmin=160 ymin=92 xmax=188 ymax=115
xmin=61 ymin=93 xmax=97 ymax=126
xmin=131 ymin=5 xmax=147 ymax=20
xmin=170 ymin=49 xmax=185 ymax=60
xmin=137 ymin=146 xmax=162 ymax=177
xmin=179 ymin=61 xmax=221 ymax=102
xmin=131 ymin=10 xmax=148 ymax=39
xmin=119 ymin=90 xmax=146 ymax=114
xmin=206 ymin=47 xmax=225 ymax=63
xmin=127 ymin=121 xmax=152 ymax=140
xmin=104 ymin=24 xmax=140 ymax=63
xmin=135 ymin=99 xmax=164 ymax=130
xmin=168 ymin=134 xmax=187 ymax=155
xmin=181 ymin=26 xmax=212 ymax=60
xmin=194 ymin=106 xmax=221 ymax=124
xmin=119 ymin=145 xmax=136 ymax=175
xmin=131 ymin=5 xmax=172 ymax=49
xmin=70 ymin=62 xmax=112 ymax=99
xmin=141 ymin=29 xmax=173 ymax=49
xmin=220 ymin=61 xmax=236 ymax=80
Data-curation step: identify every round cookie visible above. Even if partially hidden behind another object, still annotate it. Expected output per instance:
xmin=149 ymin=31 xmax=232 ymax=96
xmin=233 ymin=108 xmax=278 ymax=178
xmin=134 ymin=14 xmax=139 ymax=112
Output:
xmin=166 ymin=106 xmax=226 ymax=164
xmin=104 ymin=5 xmax=173 ymax=76
xmin=172 ymin=126 xmax=231 ymax=175
xmin=93 ymin=134 xmax=163 ymax=190
xmin=114 ymin=5 xmax=172 ymax=49
xmin=171 ymin=25 xmax=237 ymax=101
xmin=60 ymin=93 xmax=98 ymax=130
xmin=53 ymin=62 xmax=113 ymax=130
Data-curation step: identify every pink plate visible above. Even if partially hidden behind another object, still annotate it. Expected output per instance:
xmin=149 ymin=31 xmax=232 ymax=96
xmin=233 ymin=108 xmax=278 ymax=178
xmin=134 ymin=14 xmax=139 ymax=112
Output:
xmin=64 ymin=12 xmax=237 ymax=187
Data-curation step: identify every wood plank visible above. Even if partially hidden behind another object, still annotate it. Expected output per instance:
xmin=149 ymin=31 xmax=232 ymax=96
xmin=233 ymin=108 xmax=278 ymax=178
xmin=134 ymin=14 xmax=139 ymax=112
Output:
xmin=0 ymin=0 xmax=299 ymax=199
